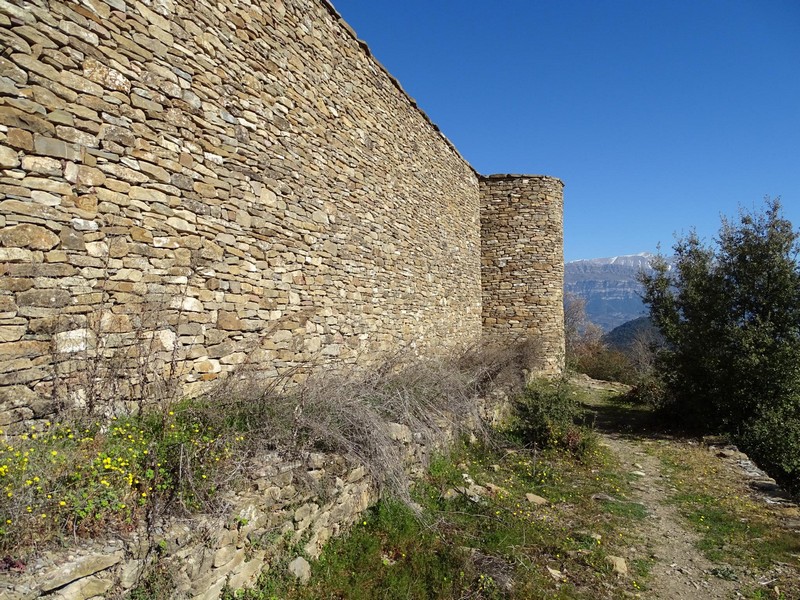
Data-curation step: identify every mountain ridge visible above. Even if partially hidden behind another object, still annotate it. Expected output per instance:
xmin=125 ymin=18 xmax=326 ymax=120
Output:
xmin=564 ymin=252 xmax=671 ymax=331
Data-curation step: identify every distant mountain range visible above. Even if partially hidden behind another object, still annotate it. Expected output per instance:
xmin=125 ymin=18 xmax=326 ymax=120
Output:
xmin=564 ymin=253 xmax=672 ymax=331
xmin=602 ymin=316 xmax=664 ymax=351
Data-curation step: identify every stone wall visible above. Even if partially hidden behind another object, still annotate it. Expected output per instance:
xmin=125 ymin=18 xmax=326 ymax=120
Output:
xmin=480 ymin=175 xmax=565 ymax=374
xmin=0 ymin=0 xmax=565 ymax=596
xmin=0 ymin=0 xmax=565 ymax=427
xmin=0 ymin=419 xmax=429 ymax=599
xmin=0 ymin=0 xmax=485 ymax=429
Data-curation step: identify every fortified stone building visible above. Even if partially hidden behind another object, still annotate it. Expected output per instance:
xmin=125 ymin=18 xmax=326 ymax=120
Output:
xmin=0 ymin=0 xmax=564 ymax=428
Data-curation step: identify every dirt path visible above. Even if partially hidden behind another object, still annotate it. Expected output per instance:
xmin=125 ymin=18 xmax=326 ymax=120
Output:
xmin=574 ymin=376 xmax=799 ymax=599
xmin=601 ymin=433 xmax=738 ymax=599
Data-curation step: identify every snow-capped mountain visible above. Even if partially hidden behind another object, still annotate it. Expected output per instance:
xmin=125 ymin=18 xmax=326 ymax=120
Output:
xmin=565 ymin=253 xmax=670 ymax=331
xmin=567 ymin=252 xmax=659 ymax=270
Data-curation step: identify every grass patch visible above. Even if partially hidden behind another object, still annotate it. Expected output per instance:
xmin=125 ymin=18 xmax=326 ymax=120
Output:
xmin=236 ymin=435 xmax=650 ymax=599
xmin=648 ymin=442 xmax=800 ymax=596
xmin=598 ymin=499 xmax=648 ymax=520
xmin=0 ymin=407 xmax=241 ymax=555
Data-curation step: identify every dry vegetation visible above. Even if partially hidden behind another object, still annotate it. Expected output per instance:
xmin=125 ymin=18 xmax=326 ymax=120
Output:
xmin=0 ymin=321 xmax=539 ymax=559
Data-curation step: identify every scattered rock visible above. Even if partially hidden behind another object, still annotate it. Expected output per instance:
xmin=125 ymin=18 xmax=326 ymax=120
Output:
xmin=387 ymin=422 xmax=412 ymax=443
xmin=605 ymin=555 xmax=627 ymax=577
xmin=525 ymin=493 xmax=548 ymax=505
xmin=288 ymin=556 xmax=311 ymax=584
xmin=546 ymin=565 xmax=564 ymax=581
xmin=591 ymin=493 xmax=617 ymax=502
xmin=485 ymin=483 xmax=510 ymax=497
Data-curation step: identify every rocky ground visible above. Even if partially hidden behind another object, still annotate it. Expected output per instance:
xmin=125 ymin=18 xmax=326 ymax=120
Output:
xmin=579 ymin=376 xmax=800 ymax=600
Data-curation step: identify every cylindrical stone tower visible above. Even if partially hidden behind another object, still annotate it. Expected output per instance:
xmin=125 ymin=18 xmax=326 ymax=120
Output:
xmin=479 ymin=174 xmax=565 ymax=375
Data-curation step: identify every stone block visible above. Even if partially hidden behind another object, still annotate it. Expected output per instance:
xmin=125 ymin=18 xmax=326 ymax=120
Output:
xmin=0 ymin=145 xmax=20 ymax=168
xmin=21 ymin=155 xmax=62 ymax=176
xmin=226 ymin=552 xmax=267 ymax=592
xmin=60 ymin=228 xmax=85 ymax=251
xmin=49 ymin=576 xmax=112 ymax=600
xmin=53 ymin=329 xmax=94 ymax=354
xmin=0 ymin=341 xmax=48 ymax=359
xmin=33 ymin=135 xmax=79 ymax=160
xmin=119 ymin=559 xmax=143 ymax=589
xmin=82 ymin=57 xmax=130 ymax=92
xmin=0 ymin=248 xmax=34 ymax=263
xmin=0 ymin=406 xmax=33 ymax=426
xmin=171 ymin=297 xmax=203 ymax=312
xmin=16 ymin=289 xmax=70 ymax=308
xmin=39 ymin=551 xmax=123 ymax=592
xmin=287 ymin=556 xmax=311 ymax=584
xmin=7 ymin=128 xmax=34 ymax=150
xmin=70 ymin=219 xmax=98 ymax=232
xmin=212 ymin=544 xmax=238 ymax=568
xmin=0 ymin=224 xmax=59 ymax=250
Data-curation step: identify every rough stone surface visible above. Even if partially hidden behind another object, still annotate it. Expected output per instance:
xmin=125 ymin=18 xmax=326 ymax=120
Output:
xmin=49 ymin=576 xmax=112 ymax=600
xmin=0 ymin=224 xmax=60 ymax=250
xmin=481 ymin=175 xmax=565 ymax=375
xmin=525 ymin=493 xmax=549 ymax=506
xmin=0 ymin=0 xmax=563 ymax=428
xmin=288 ymin=556 xmax=312 ymax=584
xmin=606 ymin=555 xmax=628 ymax=577
xmin=39 ymin=551 xmax=123 ymax=592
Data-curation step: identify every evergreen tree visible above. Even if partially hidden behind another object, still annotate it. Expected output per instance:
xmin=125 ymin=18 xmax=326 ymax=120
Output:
xmin=641 ymin=199 xmax=800 ymax=493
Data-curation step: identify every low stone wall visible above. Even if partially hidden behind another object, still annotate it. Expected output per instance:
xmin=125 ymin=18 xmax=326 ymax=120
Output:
xmin=0 ymin=396 xmax=511 ymax=599
xmin=2 ymin=450 xmax=376 ymax=600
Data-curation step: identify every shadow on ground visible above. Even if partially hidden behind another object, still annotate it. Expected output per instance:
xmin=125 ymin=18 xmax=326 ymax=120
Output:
xmin=575 ymin=380 xmax=703 ymax=441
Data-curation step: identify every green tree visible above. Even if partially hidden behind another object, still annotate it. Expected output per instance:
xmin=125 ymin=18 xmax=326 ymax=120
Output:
xmin=641 ymin=199 xmax=800 ymax=493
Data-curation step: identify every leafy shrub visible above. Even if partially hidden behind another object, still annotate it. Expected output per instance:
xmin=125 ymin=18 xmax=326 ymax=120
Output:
xmin=511 ymin=380 xmax=596 ymax=459
xmin=641 ymin=199 xmax=800 ymax=496
xmin=624 ymin=374 xmax=669 ymax=408
xmin=737 ymin=404 xmax=800 ymax=496
xmin=575 ymin=348 xmax=637 ymax=385
xmin=641 ymin=199 xmax=800 ymax=429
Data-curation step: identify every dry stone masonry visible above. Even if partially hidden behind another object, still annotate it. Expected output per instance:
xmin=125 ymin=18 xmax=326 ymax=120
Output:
xmin=481 ymin=175 xmax=565 ymax=373
xmin=0 ymin=0 xmax=564 ymax=428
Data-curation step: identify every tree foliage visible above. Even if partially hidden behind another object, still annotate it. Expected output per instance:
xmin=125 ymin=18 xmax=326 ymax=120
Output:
xmin=564 ymin=294 xmax=632 ymax=383
xmin=640 ymin=199 xmax=800 ymax=493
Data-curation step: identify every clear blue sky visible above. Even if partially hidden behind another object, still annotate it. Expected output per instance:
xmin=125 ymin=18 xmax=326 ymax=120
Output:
xmin=331 ymin=0 xmax=800 ymax=262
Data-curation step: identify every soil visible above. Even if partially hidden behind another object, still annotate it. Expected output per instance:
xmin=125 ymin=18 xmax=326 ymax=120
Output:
xmin=576 ymin=376 xmax=799 ymax=600
xmin=602 ymin=434 xmax=738 ymax=599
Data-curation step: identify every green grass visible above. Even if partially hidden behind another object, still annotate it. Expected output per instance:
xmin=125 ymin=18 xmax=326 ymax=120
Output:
xmin=232 ymin=437 xmax=650 ymax=599
xmin=598 ymin=499 xmax=648 ymax=520
xmin=647 ymin=442 xmax=800 ymax=596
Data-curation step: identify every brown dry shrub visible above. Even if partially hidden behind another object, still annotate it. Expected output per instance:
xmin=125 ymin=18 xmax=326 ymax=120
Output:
xmin=197 ymin=337 xmax=538 ymax=501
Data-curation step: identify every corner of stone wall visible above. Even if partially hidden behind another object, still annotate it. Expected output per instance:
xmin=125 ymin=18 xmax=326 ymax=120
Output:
xmin=479 ymin=174 xmax=565 ymax=377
